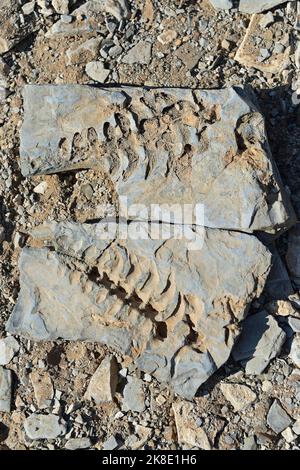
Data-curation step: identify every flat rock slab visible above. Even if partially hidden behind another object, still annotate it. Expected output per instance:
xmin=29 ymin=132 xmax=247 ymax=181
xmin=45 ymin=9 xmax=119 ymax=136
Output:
xmin=46 ymin=0 xmax=130 ymax=37
xmin=239 ymin=1 xmax=295 ymax=13
xmin=232 ymin=310 xmax=286 ymax=374
xmin=0 ymin=367 xmax=12 ymax=412
xmin=7 ymin=220 xmax=272 ymax=399
xmin=20 ymin=84 xmax=294 ymax=234
xmin=0 ymin=0 xmax=38 ymax=54
xmin=24 ymin=413 xmax=67 ymax=440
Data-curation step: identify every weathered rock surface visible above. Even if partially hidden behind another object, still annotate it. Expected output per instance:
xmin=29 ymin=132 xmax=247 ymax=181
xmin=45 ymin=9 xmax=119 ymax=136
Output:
xmin=290 ymin=334 xmax=300 ymax=368
xmin=46 ymin=0 xmax=130 ymax=37
xmin=173 ymin=401 xmax=211 ymax=450
xmin=6 ymin=219 xmax=272 ymax=399
xmin=0 ymin=0 xmax=37 ymax=54
xmin=122 ymin=377 xmax=145 ymax=413
xmin=0 ymin=336 xmax=19 ymax=366
xmin=84 ymin=355 xmax=118 ymax=404
xmin=286 ymin=223 xmax=300 ymax=279
xmin=24 ymin=413 xmax=67 ymax=440
xmin=210 ymin=0 xmax=233 ymax=10
xmin=19 ymin=85 xmax=294 ymax=234
xmin=239 ymin=1 xmax=295 ymax=14
xmin=232 ymin=311 xmax=286 ymax=374
xmin=267 ymin=400 xmax=292 ymax=434
xmin=30 ymin=370 xmax=54 ymax=409
xmin=65 ymin=437 xmax=92 ymax=450
xmin=0 ymin=367 xmax=12 ymax=412
xmin=235 ymin=14 xmax=291 ymax=74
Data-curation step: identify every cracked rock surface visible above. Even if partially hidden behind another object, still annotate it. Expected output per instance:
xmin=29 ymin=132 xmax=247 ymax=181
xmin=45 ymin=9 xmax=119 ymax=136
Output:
xmin=20 ymin=84 xmax=294 ymax=233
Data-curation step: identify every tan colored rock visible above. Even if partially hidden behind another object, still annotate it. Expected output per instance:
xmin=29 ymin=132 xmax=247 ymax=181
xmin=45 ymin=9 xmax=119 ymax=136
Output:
xmin=84 ymin=355 xmax=118 ymax=404
xmin=30 ymin=370 xmax=54 ymax=409
xmin=220 ymin=383 xmax=257 ymax=411
xmin=19 ymin=85 xmax=294 ymax=234
xmin=173 ymin=401 xmax=211 ymax=450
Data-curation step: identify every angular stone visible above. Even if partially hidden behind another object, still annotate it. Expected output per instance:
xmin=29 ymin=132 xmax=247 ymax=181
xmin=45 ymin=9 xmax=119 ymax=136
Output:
xmin=24 ymin=413 xmax=67 ymax=440
xmin=239 ymin=1 xmax=295 ymax=13
xmin=0 ymin=336 xmax=19 ymax=366
xmin=173 ymin=401 xmax=211 ymax=450
xmin=66 ymin=38 xmax=101 ymax=66
xmin=46 ymin=0 xmax=129 ymax=37
xmin=30 ymin=370 xmax=54 ymax=409
xmin=19 ymin=85 xmax=294 ymax=234
xmin=6 ymin=220 xmax=272 ymax=399
xmin=0 ymin=367 xmax=12 ymax=412
xmin=122 ymin=377 xmax=145 ymax=413
xmin=85 ymin=61 xmax=110 ymax=82
xmin=84 ymin=355 xmax=118 ymax=404
xmin=220 ymin=383 xmax=257 ymax=411
xmin=0 ymin=58 xmax=9 ymax=88
xmin=267 ymin=400 xmax=292 ymax=434
xmin=65 ymin=437 xmax=92 ymax=450
xmin=232 ymin=311 xmax=286 ymax=374
xmin=0 ymin=0 xmax=37 ymax=54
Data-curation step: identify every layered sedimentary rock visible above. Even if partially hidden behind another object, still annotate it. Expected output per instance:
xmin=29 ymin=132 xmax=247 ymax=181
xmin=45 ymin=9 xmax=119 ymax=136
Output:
xmin=7 ymin=221 xmax=272 ymax=399
xmin=20 ymin=85 xmax=294 ymax=233
xmin=0 ymin=0 xmax=37 ymax=54
xmin=9 ymin=84 xmax=295 ymax=398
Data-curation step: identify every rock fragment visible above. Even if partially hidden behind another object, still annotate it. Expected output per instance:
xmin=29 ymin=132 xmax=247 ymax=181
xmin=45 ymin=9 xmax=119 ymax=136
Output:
xmin=232 ymin=311 xmax=286 ymax=374
xmin=220 ymin=383 xmax=257 ymax=411
xmin=122 ymin=41 xmax=152 ymax=65
xmin=122 ymin=377 xmax=145 ymax=413
xmin=66 ymin=38 xmax=101 ymax=66
xmin=281 ymin=427 xmax=296 ymax=443
xmin=239 ymin=1 xmax=295 ymax=13
xmin=6 ymin=219 xmax=272 ymax=399
xmin=30 ymin=370 xmax=54 ymax=409
xmin=65 ymin=437 xmax=92 ymax=450
xmin=24 ymin=413 xmax=67 ymax=440
xmin=0 ymin=367 xmax=12 ymax=412
xmin=52 ymin=0 xmax=69 ymax=15
xmin=84 ymin=355 xmax=118 ymax=404
xmin=286 ymin=223 xmax=300 ymax=279
xmin=267 ymin=400 xmax=292 ymax=434
xmin=235 ymin=14 xmax=290 ymax=73
xmin=209 ymin=0 xmax=233 ymax=9
xmin=0 ymin=0 xmax=38 ymax=54
xmin=85 ymin=61 xmax=110 ymax=82
xmin=102 ymin=435 xmax=119 ymax=450
xmin=173 ymin=402 xmax=211 ymax=450
xmin=0 ymin=336 xmax=19 ymax=366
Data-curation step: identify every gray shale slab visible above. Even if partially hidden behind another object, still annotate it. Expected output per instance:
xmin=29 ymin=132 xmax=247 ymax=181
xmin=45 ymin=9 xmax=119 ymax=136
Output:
xmin=19 ymin=84 xmax=294 ymax=234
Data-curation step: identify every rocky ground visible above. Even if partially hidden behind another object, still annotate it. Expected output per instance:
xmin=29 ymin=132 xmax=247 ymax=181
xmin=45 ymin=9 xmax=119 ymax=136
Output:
xmin=0 ymin=0 xmax=300 ymax=451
